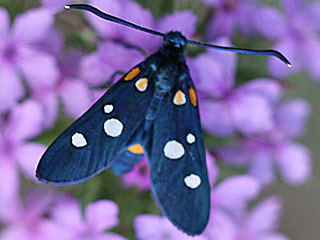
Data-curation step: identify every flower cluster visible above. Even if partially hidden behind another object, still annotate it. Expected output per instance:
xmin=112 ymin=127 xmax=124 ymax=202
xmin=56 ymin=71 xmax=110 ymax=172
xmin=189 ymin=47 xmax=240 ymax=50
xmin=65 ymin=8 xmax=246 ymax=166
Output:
xmin=0 ymin=0 xmax=318 ymax=239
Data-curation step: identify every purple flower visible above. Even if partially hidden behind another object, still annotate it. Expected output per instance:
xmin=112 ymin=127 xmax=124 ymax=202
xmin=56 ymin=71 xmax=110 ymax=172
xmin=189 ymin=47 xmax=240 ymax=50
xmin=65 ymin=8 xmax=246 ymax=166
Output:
xmin=236 ymin=197 xmax=289 ymax=240
xmin=255 ymin=0 xmax=320 ymax=81
xmin=32 ymin=50 xmax=94 ymax=128
xmin=202 ymin=175 xmax=261 ymax=239
xmin=200 ymin=0 xmax=260 ymax=39
xmin=189 ymin=40 xmax=282 ymax=136
xmin=87 ymin=0 xmax=197 ymax=52
xmin=0 ymin=100 xmax=46 ymax=184
xmin=80 ymin=0 xmax=197 ymax=85
xmin=217 ymin=98 xmax=312 ymax=185
xmin=0 ymin=7 xmax=59 ymax=113
xmin=40 ymin=0 xmax=80 ymax=13
xmin=205 ymin=196 xmax=289 ymax=240
xmin=80 ymin=42 xmax=146 ymax=87
xmin=134 ymin=175 xmax=260 ymax=239
xmin=50 ymin=198 xmax=126 ymax=240
xmin=0 ymin=189 xmax=62 ymax=240
xmin=121 ymin=156 xmax=150 ymax=191
xmin=135 ymin=214 xmax=206 ymax=240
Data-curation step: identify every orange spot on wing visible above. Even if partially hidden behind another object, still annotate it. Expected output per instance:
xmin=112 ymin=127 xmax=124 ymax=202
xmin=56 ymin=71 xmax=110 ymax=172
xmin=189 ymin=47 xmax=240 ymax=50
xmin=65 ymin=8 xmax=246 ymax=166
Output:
xmin=128 ymin=144 xmax=144 ymax=154
xmin=124 ymin=67 xmax=140 ymax=81
xmin=188 ymin=87 xmax=197 ymax=107
xmin=173 ymin=90 xmax=186 ymax=106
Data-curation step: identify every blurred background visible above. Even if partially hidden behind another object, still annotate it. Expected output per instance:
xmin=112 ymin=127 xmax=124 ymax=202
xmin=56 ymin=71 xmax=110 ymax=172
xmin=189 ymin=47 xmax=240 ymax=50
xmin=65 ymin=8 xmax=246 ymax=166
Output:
xmin=0 ymin=0 xmax=319 ymax=239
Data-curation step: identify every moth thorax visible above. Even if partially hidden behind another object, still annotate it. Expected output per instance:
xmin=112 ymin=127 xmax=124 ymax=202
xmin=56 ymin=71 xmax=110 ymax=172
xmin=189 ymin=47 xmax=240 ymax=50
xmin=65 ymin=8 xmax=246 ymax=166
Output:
xmin=155 ymin=77 xmax=172 ymax=95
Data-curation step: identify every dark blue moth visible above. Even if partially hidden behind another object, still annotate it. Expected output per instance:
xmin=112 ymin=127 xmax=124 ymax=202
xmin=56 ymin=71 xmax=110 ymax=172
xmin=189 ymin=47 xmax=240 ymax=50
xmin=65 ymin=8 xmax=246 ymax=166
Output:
xmin=36 ymin=4 xmax=291 ymax=236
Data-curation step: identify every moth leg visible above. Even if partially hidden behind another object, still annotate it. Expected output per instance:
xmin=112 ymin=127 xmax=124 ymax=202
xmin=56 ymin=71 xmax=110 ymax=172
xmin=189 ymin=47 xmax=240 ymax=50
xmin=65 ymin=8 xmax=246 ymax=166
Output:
xmin=108 ymin=70 xmax=126 ymax=83
xmin=110 ymin=39 xmax=150 ymax=57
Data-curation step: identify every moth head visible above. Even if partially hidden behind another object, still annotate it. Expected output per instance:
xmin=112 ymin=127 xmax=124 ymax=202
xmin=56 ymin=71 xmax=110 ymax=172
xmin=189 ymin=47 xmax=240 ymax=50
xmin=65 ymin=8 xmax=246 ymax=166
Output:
xmin=163 ymin=31 xmax=187 ymax=51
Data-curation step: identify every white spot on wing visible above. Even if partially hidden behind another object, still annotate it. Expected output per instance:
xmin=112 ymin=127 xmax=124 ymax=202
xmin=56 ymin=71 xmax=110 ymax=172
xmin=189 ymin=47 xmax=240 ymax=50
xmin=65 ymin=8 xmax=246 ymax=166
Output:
xmin=135 ymin=78 xmax=148 ymax=92
xmin=184 ymin=174 xmax=201 ymax=189
xmin=104 ymin=118 xmax=123 ymax=137
xmin=163 ymin=140 xmax=185 ymax=159
xmin=104 ymin=104 xmax=113 ymax=114
xmin=173 ymin=90 xmax=186 ymax=106
xmin=71 ymin=133 xmax=87 ymax=147
xmin=186 ymin=133 xmax=196 ymax=144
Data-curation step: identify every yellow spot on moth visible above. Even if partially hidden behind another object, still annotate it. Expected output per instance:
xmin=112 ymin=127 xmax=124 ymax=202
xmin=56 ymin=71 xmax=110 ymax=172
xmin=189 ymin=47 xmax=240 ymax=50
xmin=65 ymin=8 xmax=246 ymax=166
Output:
xmin=128 ymin=144 xmax=144 ymax=154
xmin=173 ymin=90 xmax=186 ymax=106
xmin=124 ymin=67 xmax=140 ymax=81
xmin=188 ymin=87 xmax=197 ymax=107
xmin=135 ymin=78 xmax=148 ymax=92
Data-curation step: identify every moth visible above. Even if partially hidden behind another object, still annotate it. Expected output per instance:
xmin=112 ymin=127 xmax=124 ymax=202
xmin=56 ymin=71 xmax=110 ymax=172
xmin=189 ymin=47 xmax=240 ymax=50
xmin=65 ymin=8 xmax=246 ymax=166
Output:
xmin=36 ymin=4 xmax=290 ymax=235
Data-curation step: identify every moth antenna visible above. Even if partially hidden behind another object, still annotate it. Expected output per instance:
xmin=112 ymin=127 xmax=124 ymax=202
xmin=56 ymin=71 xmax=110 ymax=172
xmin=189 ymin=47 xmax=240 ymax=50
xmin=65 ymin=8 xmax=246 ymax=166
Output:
xmin=187 ymin=39 xmax=292 ymax=67
xmin=64 ymin=4 xmax=165 ymax=38
xmin=65 ymin=3 xmax=291 ymax=67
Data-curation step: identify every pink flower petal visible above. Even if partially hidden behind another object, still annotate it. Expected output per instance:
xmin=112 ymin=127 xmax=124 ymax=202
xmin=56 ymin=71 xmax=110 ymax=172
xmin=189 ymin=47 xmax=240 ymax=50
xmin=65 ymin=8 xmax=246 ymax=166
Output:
xmin=12 ymin=8 xmax=53 ymax=44
xmin=5 ymin=100 xmax=43 ymax=141
xmin=0 ymin=7 xmax=10 ymax=40
xmin=59 ymin=78 xmax=92 ymax=119
xmin=86 ymin=0 xmax=127 ymax=39
xmin=248 ymin=148 xmax=275 ymax=184
xmin=238 ymin=78 xmax=282 ymax=104
xmin=41 ymin=0 xmax=73 ymax=13
xmin=0 ymin=160 xmax=20 ymax=222
xmin=281 ymin=0 xmax=305 ymax=17
xmin=15 ymin=143 xmax=46 ymax=180
xmin=79 ymin=52 xmax=108 ymax=87
xmin=33 ymin=91 xmax=59 ymax=129
xmin=268 ymin=39 xmax=300 ymax=78
xmin=134 ymin=214 xmax=204 ymax=240
xmin=52 ymin=197 xmax=83 ymax=230
xmin=34 ymin=29 xmax=64 ymax=57
xmin=212 ymin=175 xmax=260 ymax=212
xmin=306 ymin=2 xmax=320 ymax=32
xmin=98 ymin=42 xmax=145 ymax=77
xmin=200 ymin=101 xmax=234 ymax=136
xmin=205 ymin=209 xmax=237 ymax=240
xmin=190 ymin=53 xmax=234 ymax=98
xmin=302 ymin=37 xmax=320 ymax=81
xmin=17 ymin=47 xmax=59 ymax=90
xmin=0 ymin=63 xmax=24 ymax=113
xmin=0 ymin=226 xmax=27 ymax=240
xmin=229 ymin=92 xmax=273 ymax=135
xmin=207 ymin=37 xmax=237 ymax=75
xmin=60 ymin=49 xmax=83 ymax=75
xmin=207 ymin=11 xmax=234 ymax=39
xmin=276 ymin=99 xmax=311 ymax=138
xmin=157 ymin=10 xmax=197 ymax=39
xmin=118 ymin=0 xmax=155 ymax=52
xmin=85 ymin=200 xmax=119 ymax=231
xmin=244 ymin=197 xmax=282 ymax=234
xmin=39 ymin=220 xmax=72 ymax=240
xmin=276 ymin=142 xmax=311 ymax=185
xmin=217 ymin=141 xmax=250 ymax=166
xmin=122 ymin=157 xmax=150 ymax=191
xmin=254 ymin=7 xmax=286 ymax=40
xmin=206 ymin=152 xmax=218 ymax=187
xmin=97 ymin=233 xmax=128 ymax=240
xmin=134 ymin=215 xmax=163 ymax=239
